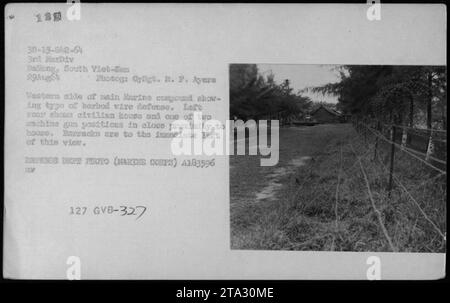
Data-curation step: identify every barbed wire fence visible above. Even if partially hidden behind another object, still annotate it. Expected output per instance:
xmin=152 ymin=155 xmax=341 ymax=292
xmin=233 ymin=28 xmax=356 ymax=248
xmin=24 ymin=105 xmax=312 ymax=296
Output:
xmin=346 ymin=116 xmax=447 ymax=251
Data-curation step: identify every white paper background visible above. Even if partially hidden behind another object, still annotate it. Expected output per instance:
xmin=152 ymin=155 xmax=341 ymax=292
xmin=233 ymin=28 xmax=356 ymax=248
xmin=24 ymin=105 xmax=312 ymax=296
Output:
xmin=4 ymin=3 xmax=446 ymax=279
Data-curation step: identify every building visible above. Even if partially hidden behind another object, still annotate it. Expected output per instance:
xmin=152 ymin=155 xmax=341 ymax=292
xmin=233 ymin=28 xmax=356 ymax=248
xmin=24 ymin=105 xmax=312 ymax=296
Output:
xmin=310 ymin=105 xmax=343 ymax=123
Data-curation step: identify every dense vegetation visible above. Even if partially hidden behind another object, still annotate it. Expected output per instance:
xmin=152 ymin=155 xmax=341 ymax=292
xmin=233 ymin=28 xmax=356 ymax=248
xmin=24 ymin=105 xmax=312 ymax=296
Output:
xmin=309 ymin=66 xmax=447 ymax=129
xmin=230 ymin=64 xmax=312 ymax=121
xmin=230 ymin=64 xmax=447 ymax=129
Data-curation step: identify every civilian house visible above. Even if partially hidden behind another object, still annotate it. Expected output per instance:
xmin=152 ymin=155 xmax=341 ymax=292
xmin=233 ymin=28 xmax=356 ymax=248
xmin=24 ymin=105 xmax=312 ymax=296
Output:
xmin=310 ymin=105 xmax=343 ymax=123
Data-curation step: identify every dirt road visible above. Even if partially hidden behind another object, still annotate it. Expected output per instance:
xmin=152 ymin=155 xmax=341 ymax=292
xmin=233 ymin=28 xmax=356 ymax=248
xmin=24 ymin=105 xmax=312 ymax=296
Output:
xmin=230 ymin=124 xmax=352 ymax=249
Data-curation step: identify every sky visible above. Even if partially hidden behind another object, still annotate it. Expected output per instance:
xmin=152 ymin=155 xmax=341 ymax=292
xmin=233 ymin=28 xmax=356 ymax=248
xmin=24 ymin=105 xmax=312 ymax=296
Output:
xmin=256 ymin=64 xmax=342 ymax=104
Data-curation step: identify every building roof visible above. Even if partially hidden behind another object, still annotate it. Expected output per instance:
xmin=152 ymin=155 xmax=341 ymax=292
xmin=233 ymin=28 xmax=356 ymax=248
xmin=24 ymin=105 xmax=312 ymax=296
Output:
xmin=310 ymin=105 xmax=342 ymax=117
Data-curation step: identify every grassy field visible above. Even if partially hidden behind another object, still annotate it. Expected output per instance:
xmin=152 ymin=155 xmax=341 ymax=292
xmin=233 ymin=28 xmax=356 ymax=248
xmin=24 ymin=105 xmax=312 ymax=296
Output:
xmin=230 ymin=123 xmax=446 ymax=252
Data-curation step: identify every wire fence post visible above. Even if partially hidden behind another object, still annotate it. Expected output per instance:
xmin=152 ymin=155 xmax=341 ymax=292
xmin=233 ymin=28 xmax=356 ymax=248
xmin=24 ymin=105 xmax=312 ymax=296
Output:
xmin=388 ymin=125 xmax=396 ymax=195
xmin=425 ymin=130 xmax=434 ymax=162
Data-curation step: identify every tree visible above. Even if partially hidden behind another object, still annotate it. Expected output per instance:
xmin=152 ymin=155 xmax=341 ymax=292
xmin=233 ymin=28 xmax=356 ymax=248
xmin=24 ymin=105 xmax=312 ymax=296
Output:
xmin=309 ymin=65 xmax=447 ymax=129
xmin=229 ymin=65 xmax=313 ymax=122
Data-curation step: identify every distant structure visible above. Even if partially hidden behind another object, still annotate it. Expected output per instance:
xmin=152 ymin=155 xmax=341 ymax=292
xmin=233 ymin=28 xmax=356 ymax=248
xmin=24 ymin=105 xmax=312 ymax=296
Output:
xmin=310 ymin=105 xmax=343 ymax=123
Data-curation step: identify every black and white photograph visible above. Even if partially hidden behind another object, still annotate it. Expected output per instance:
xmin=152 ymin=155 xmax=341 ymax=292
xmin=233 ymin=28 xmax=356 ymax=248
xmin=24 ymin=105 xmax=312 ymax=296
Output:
xmin=230 ymin=64 xmax=446 ymax=252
